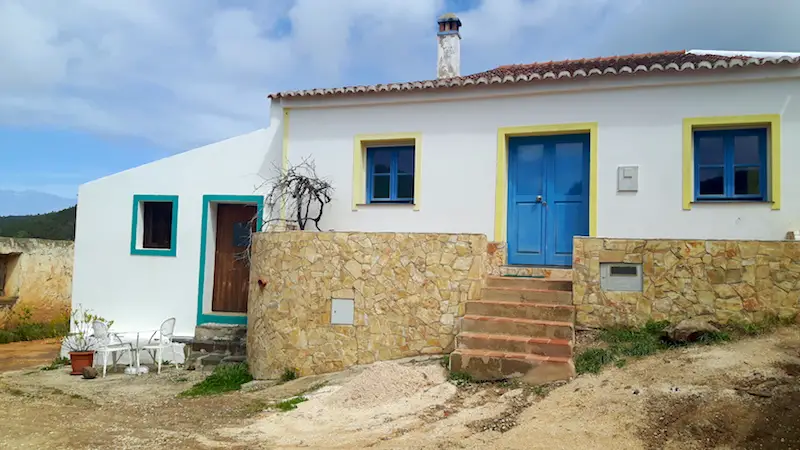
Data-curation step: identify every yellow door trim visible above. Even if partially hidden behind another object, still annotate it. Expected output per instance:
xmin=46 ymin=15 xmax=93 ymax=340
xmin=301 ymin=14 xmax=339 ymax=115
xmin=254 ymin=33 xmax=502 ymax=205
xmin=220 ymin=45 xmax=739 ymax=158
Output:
xmin=494 ymin=122 xmax=598 ymax=242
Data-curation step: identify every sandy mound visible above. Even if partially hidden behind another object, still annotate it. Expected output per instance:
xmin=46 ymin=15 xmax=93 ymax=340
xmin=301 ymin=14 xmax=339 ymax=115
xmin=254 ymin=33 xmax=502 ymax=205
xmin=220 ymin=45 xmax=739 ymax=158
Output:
xmin=324 ymin=361 xmax=446 ymax=408
xmin=225 ymin=360 xmax=455 ymax=448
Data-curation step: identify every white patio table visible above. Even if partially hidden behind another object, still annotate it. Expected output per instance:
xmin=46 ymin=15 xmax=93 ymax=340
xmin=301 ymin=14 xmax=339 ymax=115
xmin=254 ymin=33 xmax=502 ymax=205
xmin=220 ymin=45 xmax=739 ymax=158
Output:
xmin=114 ymin=330 xmax=157 ymax=375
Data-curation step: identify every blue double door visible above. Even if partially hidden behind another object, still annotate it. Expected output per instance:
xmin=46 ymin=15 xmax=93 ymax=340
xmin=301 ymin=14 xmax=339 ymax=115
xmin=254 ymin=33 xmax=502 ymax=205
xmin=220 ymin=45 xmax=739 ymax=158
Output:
xmin=507 ymin=133 xmax=590 ymax=266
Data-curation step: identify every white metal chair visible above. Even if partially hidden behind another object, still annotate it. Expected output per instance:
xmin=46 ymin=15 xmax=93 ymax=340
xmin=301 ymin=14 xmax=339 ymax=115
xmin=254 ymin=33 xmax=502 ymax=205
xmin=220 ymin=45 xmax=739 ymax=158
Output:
xmin=92 ymin=321 xmax=133 ymax=378
xmin=139 ymin=318 xmax=179 ymax=374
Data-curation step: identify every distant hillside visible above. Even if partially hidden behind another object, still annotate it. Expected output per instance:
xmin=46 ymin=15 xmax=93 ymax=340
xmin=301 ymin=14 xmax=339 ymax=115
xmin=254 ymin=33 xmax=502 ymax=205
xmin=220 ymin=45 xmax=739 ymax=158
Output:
xmin=0 ymin=206 xmax=77 ymax=241
xmin=0 ymin=190 xmax=76 ymax=216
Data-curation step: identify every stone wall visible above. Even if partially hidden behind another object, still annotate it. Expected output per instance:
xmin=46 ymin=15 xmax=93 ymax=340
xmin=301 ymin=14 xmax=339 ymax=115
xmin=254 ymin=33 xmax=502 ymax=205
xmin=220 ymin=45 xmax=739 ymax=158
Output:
xmin=573 ymin=237 xmax=800 ymax=328
xmin=248 ymin=231 xmax=487 ymax=379
xmin=0 ymin=238 xmax=74 ymax=326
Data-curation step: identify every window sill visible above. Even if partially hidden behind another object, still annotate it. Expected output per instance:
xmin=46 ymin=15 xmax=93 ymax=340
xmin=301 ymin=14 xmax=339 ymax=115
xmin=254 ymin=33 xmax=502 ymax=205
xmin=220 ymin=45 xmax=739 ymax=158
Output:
xmin=131 ymin=248 xmax=177 ymax=257
xmin=354 ymin=203 xmax=419 ymax=211
xmin=691 ymin=200 xmax=773 ymax=205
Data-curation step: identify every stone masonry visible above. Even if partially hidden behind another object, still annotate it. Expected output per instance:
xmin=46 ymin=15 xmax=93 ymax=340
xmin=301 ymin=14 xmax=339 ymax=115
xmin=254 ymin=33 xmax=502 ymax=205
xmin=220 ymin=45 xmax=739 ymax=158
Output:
xmin=248 ymin=231 xmax=487 ymax=379
xmin=0 ymin=237 xmax=73 ymax=326
xmin=573 ymin=237 xmax=800 ymax=328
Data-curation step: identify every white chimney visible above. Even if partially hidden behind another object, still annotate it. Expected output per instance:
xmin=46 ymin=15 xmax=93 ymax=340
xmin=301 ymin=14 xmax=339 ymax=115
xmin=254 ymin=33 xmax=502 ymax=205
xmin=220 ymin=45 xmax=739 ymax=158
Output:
xmin=437 ymin=13 xmax=462 ymax=79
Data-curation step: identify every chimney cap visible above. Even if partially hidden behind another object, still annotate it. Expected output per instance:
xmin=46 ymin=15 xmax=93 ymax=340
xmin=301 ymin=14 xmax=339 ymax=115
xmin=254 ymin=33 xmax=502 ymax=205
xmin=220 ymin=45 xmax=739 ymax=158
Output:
xmin=437 ymin=12 xmax=462 ymax=26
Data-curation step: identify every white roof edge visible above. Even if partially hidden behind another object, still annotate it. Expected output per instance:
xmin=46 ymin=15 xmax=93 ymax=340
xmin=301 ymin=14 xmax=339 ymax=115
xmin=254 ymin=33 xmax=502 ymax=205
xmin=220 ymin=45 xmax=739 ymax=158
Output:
xmin=688 ymin=49 xmax=800 ymax=58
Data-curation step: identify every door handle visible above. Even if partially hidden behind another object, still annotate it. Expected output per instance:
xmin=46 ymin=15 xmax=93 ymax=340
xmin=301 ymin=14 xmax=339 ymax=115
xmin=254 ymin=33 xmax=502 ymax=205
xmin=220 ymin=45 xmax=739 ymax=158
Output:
xmin=536 ymin=195 xmax=547 ymax=206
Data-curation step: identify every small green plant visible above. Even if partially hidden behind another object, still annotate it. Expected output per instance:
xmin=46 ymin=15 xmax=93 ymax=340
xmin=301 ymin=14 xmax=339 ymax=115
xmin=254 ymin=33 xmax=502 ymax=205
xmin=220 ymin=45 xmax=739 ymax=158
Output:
xmin=575 ymin=348 xmax=616 ymax=374
xmin=440 ymin=354 xmax=450 ymax=368
xmin=179 ymin=363 xmax=253 ymax=397
xmin=62 ymin=305 xmax=114 ymax=353
xmin=614 ymin=358 xmax=627 ymax=369
xmin=272 ymin=396 xmax=308 ymax=411
xmin=40 ymin=356 xmax=70 ymax=371
xmin=448 ymin=371 xmax=473 ymax=386
xmin=531 ymin=384 xmax=549 ymax=396
xmin=280 ymin=367 xmax=299 ymax=383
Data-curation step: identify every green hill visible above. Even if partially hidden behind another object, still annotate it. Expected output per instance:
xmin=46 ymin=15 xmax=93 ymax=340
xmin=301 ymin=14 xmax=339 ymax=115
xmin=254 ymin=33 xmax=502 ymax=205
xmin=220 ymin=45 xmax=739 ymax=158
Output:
xmin=0 ymin=206 xmax=77 ymax=241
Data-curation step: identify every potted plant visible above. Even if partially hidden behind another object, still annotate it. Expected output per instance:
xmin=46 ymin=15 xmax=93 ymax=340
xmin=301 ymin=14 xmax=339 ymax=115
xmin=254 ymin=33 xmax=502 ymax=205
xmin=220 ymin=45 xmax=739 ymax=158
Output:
xmin=62 ymin=306 xmax=113 ymax=375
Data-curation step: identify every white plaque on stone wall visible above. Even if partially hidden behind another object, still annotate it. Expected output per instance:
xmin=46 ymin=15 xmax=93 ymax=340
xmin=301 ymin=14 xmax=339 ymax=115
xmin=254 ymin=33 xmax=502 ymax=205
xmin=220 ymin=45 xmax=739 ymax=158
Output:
xmin=331 ymin=298 xmax=355 ymax=325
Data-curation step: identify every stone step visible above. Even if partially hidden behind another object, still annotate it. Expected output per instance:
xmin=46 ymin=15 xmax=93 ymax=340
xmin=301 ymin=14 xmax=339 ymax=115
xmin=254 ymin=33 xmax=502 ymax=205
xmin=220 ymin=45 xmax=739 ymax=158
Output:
xmin=457 ymin=332 xmax=573 ymax=358
xmin=449 ymin=348 xmax=575 ymax=383
xmin=191 ymin=339 xmax=246 ymax=356
xmin=498 ymin=266 xmax=573 ymax=281
xmin=461 ymin=315 xmax=574 ymax=341
xmin=485 ymin=276 xmax=572 ymax=292
xmin=481 ymin=287 xmax=573 ymax=305
xmin=466 ymin=300 xmax=575 ymax=322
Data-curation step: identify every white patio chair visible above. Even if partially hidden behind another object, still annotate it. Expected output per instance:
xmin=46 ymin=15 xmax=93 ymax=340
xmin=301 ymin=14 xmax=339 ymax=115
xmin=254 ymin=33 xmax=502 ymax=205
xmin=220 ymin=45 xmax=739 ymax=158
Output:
xmin=92 ymin=321 xmax=133 ymax=378
xmin=139 ymin=318 xmax=179 ymax=374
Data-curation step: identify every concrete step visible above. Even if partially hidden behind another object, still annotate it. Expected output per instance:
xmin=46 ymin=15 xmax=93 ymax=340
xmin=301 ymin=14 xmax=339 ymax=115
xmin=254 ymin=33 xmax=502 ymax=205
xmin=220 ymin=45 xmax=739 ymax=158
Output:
xmin=461 ymin=315 xmax=574 ymax=341
xmin=481 ymin=287 xmax=573 ymax=305
xmin=457 ymin=332 xmax=573 ymax=358
xmin=485 ymin=276 xmax=572 ymax=292
xmin=450 ymin=348 xmax=575 ymax=383
xmin=465 ymin=300 xmax=574 ymax=322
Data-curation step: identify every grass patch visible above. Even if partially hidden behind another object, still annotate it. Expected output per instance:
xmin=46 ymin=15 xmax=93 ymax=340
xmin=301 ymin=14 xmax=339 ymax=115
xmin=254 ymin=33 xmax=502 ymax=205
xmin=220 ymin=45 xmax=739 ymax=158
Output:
xmin=575 ymin=316 xmax=794 ymax=376
xmin=40 ymin=356 xmax=70 ymax=371
xmin=272 ymin=396 xmax=308 ymax=411
xmin=178 ymin=363 xmax=253 ymax=397
xmin=575 ymin=348 xmax=617 ymax=375
xmin=0 ymin=308 xmax=69 ymax=344
xmin=279 ymin=367 xmax=298 ymax=383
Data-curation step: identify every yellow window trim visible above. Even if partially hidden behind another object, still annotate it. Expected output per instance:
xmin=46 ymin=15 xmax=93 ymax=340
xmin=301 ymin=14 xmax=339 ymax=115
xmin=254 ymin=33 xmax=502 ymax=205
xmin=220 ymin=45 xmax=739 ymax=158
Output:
xmin=494 ymin=122 xmax=598 ymax=242
xmin=682 ymin=114 xmax=781 ymax=210
xmin=352 ymin=132 xmax=422 ymax=211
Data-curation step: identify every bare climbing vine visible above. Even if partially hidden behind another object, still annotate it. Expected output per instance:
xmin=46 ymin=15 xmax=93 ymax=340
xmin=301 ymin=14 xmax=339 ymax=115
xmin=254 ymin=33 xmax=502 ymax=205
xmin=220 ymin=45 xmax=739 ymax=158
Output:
xmin=259 ymin=158 xmax=334 ymax=232
xmin=237 ymin=158 xmax=334 ymax=266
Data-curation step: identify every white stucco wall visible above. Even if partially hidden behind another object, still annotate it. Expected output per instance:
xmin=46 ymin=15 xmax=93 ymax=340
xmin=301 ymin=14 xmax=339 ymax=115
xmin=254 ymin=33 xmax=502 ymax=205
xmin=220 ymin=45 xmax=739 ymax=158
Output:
xmin=71 ymin=108 xmax=283 ymax=337
xmin=282 ymin=70 xmax=800 ymax=241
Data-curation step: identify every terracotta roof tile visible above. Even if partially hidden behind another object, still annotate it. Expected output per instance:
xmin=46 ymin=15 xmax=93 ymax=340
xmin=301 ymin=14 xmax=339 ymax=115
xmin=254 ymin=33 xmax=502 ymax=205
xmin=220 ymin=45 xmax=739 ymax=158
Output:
xmin=269 ymin=50 xmax=800 ymax=100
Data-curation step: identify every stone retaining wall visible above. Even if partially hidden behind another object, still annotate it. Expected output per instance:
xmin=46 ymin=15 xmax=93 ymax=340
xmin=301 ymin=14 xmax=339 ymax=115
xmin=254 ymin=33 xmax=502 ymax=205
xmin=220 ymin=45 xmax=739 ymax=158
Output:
xmin=573 ymin=237 xmax=800 ymax=328
xmin=247 ymin=231 xmax=487 ymax=379
xmin=0 ymin=238 xmax=73 ymax=326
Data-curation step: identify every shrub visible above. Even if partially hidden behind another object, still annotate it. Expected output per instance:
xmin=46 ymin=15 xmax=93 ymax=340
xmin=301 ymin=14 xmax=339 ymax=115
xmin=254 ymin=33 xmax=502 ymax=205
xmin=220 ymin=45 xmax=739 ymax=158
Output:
xmin=179 ymin=363 xmax=253 ymax=397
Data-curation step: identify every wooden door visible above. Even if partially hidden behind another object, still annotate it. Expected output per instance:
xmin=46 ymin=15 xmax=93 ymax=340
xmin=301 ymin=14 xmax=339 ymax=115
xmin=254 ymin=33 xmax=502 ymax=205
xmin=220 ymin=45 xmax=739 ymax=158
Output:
xmin=212 ymin=204 xmax=257 ymax=313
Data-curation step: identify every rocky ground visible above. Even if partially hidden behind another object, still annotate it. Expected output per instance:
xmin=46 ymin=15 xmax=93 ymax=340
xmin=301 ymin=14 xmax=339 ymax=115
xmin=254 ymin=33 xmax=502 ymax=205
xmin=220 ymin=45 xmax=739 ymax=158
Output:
xmin=0 ymin=327 xmax=799 ymax=449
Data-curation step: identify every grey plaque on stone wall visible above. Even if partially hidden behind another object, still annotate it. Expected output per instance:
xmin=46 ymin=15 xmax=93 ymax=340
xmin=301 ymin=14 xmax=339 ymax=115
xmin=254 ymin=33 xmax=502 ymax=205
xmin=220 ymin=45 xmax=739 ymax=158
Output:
xmin=600 ymin=263 xmax=643 ymax=292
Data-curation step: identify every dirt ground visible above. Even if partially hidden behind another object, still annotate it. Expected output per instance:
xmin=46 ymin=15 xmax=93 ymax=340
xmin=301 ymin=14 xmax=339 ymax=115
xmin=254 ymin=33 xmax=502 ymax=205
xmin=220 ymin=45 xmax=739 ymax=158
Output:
xmin=0 ymin=339 xmax=60 ymax=372
xmin=1 ymin=328 xmax=799 ymax=449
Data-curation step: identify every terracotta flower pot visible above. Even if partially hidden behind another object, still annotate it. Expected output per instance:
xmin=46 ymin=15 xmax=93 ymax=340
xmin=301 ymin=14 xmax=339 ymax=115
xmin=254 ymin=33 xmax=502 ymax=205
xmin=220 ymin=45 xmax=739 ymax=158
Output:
xmin=69 ymin=351 xmax=95 ymax=375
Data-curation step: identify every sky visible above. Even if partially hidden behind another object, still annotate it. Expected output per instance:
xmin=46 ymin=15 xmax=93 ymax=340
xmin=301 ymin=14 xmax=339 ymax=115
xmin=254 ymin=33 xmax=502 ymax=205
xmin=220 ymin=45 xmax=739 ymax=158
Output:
xmin=0 ymin=0 xmax=798 ymax=215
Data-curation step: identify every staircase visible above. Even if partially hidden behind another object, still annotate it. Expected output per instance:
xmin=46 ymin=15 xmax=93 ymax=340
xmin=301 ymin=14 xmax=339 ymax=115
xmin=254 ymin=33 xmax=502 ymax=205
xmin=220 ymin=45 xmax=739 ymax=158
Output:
xmin=449 ymin=274 xmax=576 ymax=384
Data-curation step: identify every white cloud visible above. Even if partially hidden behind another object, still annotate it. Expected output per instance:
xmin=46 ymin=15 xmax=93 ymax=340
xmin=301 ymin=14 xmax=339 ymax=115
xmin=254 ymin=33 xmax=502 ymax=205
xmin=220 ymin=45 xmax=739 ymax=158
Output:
xmin=0 ymin=0 xmax=797 ymax=151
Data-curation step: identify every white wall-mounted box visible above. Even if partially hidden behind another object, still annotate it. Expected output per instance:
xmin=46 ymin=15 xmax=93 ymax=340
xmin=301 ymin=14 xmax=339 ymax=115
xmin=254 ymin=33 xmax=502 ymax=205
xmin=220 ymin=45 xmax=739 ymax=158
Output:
xmin=331 ymin=298 xmax=355 ymax=325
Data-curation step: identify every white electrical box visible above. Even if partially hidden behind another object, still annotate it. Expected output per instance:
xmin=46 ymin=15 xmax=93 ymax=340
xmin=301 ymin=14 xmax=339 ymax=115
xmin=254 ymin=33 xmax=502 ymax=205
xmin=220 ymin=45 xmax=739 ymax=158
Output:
xmin=331 ymin=298 xmax=355 ymax=325
xmin=617 ymin=166 xmax=639 ymax=192
xmin=600 ymin=263 xmax=643 ymax=292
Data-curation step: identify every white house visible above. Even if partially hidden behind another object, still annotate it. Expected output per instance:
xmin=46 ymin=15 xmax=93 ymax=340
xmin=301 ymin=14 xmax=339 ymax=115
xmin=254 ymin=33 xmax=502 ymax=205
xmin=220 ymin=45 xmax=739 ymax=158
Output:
xmin=71 ymin=13 xmax=800 ymax=340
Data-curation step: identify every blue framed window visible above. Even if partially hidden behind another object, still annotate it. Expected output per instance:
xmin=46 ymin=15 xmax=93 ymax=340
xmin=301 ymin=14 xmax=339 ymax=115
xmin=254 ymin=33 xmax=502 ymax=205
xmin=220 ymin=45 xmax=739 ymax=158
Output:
xmin=694 ymin=128 xmax=768 ymax=202
xmin=130 ymin=194 xmax=179 ymax=257
xmin=366 ymin=146 xmax=415 ymax=203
